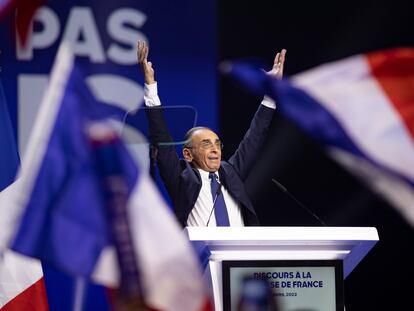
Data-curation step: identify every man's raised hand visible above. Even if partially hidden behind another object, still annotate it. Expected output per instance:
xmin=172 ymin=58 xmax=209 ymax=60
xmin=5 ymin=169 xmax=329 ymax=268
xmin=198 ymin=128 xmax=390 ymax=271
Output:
xmin=266 ymin=49 xmax=287 ymax=80
xmin=137 ymin=41 xmax=155 ymax=85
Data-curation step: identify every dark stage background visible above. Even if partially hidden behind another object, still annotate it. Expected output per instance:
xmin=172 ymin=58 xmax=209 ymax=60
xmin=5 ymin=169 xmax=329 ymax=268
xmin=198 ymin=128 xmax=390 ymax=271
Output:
xmin=218 ymin=1 xmax=413 ymax=310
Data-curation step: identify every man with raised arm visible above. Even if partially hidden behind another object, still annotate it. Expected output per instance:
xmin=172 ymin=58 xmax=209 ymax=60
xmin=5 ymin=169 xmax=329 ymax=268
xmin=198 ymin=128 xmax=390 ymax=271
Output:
xmin=137 ymin=41 xmax=286 ymax=228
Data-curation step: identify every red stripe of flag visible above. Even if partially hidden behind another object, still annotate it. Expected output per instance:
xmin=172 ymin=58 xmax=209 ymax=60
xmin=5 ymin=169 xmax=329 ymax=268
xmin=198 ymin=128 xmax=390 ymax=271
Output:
xmin=1 ymin=277 xmax=49 ymax=311
xmin=367 ymin=48 xmax=414 ymax=140
xmin=0 ymin=0 xmax=17 ymax=19
xmin=15 ymin=0 xmax=46 ymax=47
xmin=0 ymin=0 xmax=46 ymax=47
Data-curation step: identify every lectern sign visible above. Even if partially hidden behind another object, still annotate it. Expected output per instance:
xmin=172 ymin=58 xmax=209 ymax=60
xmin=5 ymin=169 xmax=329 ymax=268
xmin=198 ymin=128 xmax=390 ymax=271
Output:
xmin=223 ymin=260 xmax=344 ymax=311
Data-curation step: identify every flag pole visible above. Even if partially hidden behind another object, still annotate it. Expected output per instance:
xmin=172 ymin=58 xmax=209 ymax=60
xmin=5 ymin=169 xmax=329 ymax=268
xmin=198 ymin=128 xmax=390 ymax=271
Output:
xmin=72 ymin=277 xmax=86 ymax=311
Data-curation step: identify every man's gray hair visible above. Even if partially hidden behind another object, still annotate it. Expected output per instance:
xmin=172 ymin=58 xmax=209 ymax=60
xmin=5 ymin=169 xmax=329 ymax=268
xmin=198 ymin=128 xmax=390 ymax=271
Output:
xmin=182 ymin=126 xmax=214 ymax=148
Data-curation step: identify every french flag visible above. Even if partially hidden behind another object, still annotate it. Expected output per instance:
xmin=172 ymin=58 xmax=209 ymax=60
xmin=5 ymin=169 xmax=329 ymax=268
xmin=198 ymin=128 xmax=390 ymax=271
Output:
xmin=228 ymin=47 xmax=414 ymax=228
xmin=0 ymin=250 xmax=48 ymax=310
xmin=1 ymin=43 xmax=211 ymax=311
xmin=0 ymin=79 xmax=48 ymax=309
xmin=0 ymin=0 xmax=16 ymax=18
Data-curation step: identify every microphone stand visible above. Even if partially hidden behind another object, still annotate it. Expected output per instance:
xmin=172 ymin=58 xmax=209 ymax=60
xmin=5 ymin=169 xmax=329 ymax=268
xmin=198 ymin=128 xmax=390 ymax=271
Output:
xmin=206 ymin=184 xmax=222 ymax=227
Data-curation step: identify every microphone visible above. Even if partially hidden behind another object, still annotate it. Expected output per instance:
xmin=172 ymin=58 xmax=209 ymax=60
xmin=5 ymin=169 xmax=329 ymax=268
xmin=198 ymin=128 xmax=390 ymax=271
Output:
xmin=271 ymin=178 xmax=327 ymax=226
xmin=206 ymin=183 xmax=223 ymax=227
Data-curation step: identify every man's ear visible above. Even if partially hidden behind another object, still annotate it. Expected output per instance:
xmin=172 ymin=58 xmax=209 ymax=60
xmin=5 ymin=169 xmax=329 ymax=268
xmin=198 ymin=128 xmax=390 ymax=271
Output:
xmin=183 ymin=148 xmax=193 ymax=162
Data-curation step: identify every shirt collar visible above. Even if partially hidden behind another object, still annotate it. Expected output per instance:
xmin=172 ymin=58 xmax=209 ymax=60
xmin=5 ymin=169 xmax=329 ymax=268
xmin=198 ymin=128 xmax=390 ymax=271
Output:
xmin=197 ymin=169 xmax=219 ymax=182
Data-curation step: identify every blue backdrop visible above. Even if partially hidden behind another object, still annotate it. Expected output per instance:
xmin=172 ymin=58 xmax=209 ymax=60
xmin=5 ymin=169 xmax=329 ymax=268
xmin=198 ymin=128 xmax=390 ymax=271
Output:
xmin=0 ymin=1 xmax=217 ymax=309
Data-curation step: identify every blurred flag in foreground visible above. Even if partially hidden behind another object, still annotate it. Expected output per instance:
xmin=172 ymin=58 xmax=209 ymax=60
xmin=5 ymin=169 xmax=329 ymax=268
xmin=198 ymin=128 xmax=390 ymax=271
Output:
xmin=0 ymin=0 xmax=46 ymax=47
xmin=0 ymin=43 xmax=210 ymax=311
xmin=226 ymin=47 xmax=414 ymax=228
xmin=0 ymin=80 xmax=48 ymax=310
xmin=0 ymin=0 xmax=17 ymax=18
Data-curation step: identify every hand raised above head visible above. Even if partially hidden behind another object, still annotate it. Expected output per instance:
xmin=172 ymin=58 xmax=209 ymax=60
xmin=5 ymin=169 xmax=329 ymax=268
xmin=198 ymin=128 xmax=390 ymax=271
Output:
xmin=137 ymin=40 xmax=155 ymax=85
xmin=266 ymin=49 xmax=287 ymax=80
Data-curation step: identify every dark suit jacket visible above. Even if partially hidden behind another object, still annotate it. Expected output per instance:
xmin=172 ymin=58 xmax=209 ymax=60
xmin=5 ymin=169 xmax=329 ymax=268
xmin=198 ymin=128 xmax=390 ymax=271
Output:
xmin=146 ymin=104 xmax=275 ymax=227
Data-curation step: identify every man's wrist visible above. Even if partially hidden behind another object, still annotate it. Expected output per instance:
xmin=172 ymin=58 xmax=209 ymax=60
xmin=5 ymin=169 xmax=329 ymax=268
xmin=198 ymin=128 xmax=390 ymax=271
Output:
xmin=145 ymin=77 xmax=155 ymax=85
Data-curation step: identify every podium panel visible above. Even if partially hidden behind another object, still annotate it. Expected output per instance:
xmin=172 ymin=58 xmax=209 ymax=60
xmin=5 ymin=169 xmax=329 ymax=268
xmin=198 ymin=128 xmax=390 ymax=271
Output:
xmin=185 ymin=226 xmax=379 ymax=311
xmin=223 ymin=259 xmax=343 ymax=311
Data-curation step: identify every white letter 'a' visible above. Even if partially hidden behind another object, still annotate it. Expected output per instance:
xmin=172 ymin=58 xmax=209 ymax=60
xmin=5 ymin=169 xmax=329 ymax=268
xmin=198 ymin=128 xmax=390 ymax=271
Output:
xmin=62 ymin=7 xmax=105 ymax=63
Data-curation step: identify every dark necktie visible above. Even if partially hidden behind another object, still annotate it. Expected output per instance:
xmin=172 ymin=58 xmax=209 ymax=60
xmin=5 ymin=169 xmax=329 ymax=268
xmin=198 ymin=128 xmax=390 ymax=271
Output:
xmin=209 ymin=172 xmax=230 ymax=226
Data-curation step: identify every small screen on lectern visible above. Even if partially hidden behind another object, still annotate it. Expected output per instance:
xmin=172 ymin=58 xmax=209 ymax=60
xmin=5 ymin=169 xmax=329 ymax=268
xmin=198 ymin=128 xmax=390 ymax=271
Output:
xmin=222 ymin=260 xmax=344 ymax=311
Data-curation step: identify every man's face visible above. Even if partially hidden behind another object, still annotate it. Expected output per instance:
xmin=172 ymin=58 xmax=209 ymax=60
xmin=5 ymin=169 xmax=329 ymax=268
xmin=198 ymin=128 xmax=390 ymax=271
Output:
xmin=183 ymin=129 xmax=222 ymax=172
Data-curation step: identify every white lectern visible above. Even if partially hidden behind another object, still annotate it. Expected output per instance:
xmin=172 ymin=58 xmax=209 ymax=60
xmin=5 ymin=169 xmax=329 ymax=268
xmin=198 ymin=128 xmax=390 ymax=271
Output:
xmin=185 ymin=226 xmax=379 ymax=311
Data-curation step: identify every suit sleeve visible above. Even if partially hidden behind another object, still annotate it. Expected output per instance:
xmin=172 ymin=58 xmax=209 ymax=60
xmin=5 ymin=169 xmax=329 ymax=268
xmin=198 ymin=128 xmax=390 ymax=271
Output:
xmin=145 ymin=107 xmax=181 ymax=198
xmin=228 ymin=104 xmax=275 ymax=180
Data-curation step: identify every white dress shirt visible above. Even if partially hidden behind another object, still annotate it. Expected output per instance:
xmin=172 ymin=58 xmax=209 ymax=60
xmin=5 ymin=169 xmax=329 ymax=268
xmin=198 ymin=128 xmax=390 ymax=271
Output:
xmin=186 ymin=169 xmax=244 ymax=227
